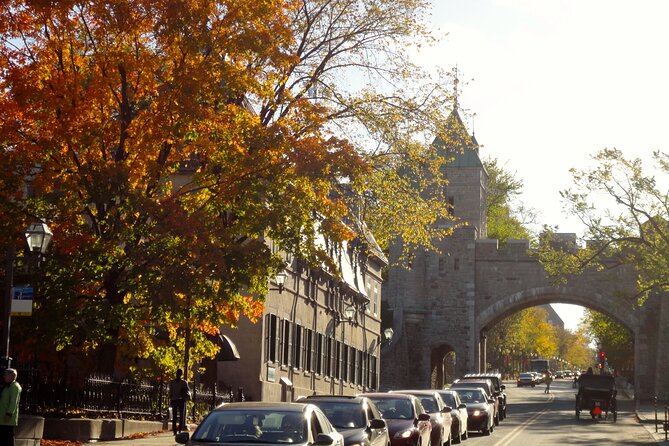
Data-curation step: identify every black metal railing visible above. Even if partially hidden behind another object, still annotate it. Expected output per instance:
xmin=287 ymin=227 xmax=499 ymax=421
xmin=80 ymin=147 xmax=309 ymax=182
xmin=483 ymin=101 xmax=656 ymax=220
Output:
xmin=14 ymin=362 xmax=240 ymax=422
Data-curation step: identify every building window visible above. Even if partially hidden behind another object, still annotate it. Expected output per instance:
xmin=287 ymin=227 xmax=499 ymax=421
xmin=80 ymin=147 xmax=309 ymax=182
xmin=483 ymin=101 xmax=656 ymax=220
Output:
xmin=293 ymin=324 xmax=302 ymax=370
xmin=316 ymin=333 xmax=324 ymax=375
xmin=370 ymin=355 xmax=378 ymax=389
xmin=357 ymin=350 xmax=364 ymax=386
xmin=325 ymin=337 xmax=333 ymax=377
xmin=265 ymin=314 xmax=278 ymax=363
xmin=334 ymin=341 xmax=341 ymax=380
xmin=349 ymin=348 xmax=356 ymax=384
xmin=281 ymin=320 xmax=292 ymax=366
xmin=305 ymin=329 xmax=313 ymax=372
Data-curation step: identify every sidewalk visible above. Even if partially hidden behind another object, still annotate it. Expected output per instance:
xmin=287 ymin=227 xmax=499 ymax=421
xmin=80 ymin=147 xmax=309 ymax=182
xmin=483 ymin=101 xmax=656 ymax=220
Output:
xmin=82 ymin=424 xmax=198 ymax=445
xmin=636 ymin=398 xmax=669 ymax=444
xmin=618 ymin=383 xmax=668 ymax=444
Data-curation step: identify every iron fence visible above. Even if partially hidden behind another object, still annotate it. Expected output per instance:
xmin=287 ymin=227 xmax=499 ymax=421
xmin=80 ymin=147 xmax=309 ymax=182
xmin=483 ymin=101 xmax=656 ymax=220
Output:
xmin=15 ymin=362 xmax=240 ymax=422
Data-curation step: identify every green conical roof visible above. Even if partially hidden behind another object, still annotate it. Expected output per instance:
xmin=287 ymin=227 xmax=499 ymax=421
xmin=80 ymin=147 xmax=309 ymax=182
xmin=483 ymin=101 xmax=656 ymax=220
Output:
xmin=432 ymin=108 xmax=482 ymax=168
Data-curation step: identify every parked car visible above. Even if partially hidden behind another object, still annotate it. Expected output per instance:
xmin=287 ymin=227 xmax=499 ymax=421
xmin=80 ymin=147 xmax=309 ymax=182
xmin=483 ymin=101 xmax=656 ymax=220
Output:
xmin=175 ymin=401 xmax=345 ymax=446
xmin=299 ymin=395 xmax=391 ymax=446
xmin=363 ymin=393 xmax=432 ymax=446
xmin=450 ymin=379 xmax=499 ymax=426
xmin=435 ymin=389 xmax=468 ymax=444
xmin=449 ymin=387 xmax=495 ymax=435
xmin=517 ymin=372 xmax=536 ymax=387
xmin=389 ymin=390 xmax=452 ymax=446
xmin=554 ymin=370 xmax=564 ymax=379
xmin=461 ymin=373 xmax=507 ymax=420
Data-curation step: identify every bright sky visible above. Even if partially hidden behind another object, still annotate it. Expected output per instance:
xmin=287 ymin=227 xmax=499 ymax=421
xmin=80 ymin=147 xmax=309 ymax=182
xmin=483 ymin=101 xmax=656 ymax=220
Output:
xmin=415 ymin=0 xmax=669 ymax=330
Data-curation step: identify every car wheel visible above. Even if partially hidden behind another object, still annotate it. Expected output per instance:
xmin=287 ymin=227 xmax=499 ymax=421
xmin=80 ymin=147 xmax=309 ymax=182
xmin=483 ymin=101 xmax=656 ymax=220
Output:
xmin=462 ymin=429 xmax=468 ymax=440
xmin=482 ymin=428 xmax=491 ymax=436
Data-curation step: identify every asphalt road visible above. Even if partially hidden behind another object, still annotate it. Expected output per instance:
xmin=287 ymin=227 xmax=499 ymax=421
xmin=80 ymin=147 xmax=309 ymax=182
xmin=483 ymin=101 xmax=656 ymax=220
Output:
xmin=458 ymin=379 xmax=657 ymax=445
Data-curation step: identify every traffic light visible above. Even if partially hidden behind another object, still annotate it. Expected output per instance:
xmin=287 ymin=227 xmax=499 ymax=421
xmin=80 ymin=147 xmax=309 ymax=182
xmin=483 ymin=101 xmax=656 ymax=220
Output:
xmin=599 ymin=351 xmax=605 ymax=359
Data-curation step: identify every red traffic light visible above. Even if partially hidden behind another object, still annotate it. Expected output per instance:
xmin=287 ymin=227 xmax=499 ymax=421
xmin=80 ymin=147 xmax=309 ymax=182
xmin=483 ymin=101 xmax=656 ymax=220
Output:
xmin=599 ymin=351 xmax=605 ymax=358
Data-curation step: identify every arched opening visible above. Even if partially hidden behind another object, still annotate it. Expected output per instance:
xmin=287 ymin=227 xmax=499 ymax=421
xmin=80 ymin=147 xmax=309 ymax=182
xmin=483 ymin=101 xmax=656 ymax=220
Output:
xmin=430 ymin=344 xmax=456 ymax=388
xmin=478 ymin=296 xmax=637 ymax=386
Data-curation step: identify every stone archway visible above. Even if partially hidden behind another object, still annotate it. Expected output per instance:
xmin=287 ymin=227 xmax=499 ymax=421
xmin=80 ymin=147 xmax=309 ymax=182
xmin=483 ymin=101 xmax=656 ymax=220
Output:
xmin=474 ymin=285 xmax=659 ymax=397
xmin=477 ymin=286 xmax=640 ymax=334
xmin=430 ymin=344 xmax=457 ymax=388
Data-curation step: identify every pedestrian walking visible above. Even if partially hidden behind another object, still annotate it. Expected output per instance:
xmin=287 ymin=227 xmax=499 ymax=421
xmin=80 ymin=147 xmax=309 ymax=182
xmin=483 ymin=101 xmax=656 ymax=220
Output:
xmin=168 ymin=368 xmax=191 ymax=435
xmin=0 ymin=368 xmax=22 ymax=446
xmin=544 ymin=371 xmax=553 ymax=394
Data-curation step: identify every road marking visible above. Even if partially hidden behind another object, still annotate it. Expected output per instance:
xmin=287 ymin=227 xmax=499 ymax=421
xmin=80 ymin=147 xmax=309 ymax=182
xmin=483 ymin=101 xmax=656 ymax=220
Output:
xmin=493 ymin=393 xmax=554 ymax=446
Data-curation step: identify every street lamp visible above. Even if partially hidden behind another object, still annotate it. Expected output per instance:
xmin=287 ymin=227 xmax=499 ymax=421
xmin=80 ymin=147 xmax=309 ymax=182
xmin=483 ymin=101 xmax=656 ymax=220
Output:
xmin=2 ymin=221 xmax=53 ymax=369
xmin=271 ymin=270 xmax=287 ymax=294
xmin=380 ymin=328 xmax=394 ymax=347
xmin=25 ymin=222 xmax=53 ymax=255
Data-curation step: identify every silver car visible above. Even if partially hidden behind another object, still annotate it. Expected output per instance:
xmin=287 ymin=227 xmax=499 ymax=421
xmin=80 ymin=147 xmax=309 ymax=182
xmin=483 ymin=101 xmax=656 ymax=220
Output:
xmin=176 ymin=401 xmax=345 ymax=446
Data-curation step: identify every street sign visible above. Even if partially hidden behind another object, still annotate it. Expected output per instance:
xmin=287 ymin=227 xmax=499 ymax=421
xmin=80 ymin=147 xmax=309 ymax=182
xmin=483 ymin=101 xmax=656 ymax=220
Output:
xmin=11 ymin=287 xmax=33 ymax=316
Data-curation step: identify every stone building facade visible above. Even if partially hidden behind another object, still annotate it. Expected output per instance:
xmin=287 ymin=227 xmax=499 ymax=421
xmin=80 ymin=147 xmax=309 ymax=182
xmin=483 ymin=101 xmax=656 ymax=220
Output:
xmin=218 ymin=235 xmax=387 ymax=402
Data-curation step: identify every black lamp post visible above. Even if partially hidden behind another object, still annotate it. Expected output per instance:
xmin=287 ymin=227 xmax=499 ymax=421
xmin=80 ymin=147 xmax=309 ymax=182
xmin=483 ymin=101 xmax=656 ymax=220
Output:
xmin=1 ymin=221 xmax=53 ymax=369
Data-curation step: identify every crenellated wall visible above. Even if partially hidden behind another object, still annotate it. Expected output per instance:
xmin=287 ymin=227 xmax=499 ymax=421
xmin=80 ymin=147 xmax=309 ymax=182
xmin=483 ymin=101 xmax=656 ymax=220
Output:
xmin=381 ymin=229 xmax=664 ymax=399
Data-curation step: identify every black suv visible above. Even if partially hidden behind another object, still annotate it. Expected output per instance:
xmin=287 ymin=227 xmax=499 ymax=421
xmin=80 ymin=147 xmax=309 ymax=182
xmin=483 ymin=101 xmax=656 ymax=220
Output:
xmin=450 ymin=378 xmax=500 ymax=425
xmin=299 ymin=395 xmax=390 ymax=446
xmin=461 ymin=373 xmax=507 ymax=420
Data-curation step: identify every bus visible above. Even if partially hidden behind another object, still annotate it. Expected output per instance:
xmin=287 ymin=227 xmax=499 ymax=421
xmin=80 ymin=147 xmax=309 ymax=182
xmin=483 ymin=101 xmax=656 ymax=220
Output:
xmin=530 ymin=359 xmax=550 ymax=374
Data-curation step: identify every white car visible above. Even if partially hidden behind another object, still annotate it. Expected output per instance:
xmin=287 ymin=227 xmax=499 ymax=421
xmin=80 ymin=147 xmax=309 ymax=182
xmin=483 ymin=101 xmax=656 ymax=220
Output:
xmin=175 ymin=401 xmax=345 ymax=446
xmin=436 ymin=389 xmax=468 ymax=443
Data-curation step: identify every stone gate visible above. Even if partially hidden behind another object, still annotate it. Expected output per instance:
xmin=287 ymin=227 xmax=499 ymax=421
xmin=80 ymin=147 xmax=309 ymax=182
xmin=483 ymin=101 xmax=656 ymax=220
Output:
xmin=379 ymin=109 xmax=669 ymax=400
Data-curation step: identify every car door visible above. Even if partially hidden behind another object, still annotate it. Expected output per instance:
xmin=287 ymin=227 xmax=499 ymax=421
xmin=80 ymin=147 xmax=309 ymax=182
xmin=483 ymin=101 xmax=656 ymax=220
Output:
xmin=366 ymin=401 xmax=388 ymax=446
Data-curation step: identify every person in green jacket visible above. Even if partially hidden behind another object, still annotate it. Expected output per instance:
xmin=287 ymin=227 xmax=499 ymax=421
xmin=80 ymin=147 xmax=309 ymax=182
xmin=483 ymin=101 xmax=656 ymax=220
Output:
xmin=0 ymin=368 xmax=21 ymax=446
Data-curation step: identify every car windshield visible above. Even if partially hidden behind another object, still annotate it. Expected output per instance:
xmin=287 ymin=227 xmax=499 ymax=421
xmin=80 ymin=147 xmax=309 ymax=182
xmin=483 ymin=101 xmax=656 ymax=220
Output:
xmin=419 ymin=397 xmax=439 ymax=413
xmin=455 ymin=390 xmax=486 ymax=404
xmin=520 ymin=373 xmax=532 ymax=378
xmin=192 ymin=409 xmax=307 ymax=444
xmin=368 ymin=397 xmax=414 ymax=420
xmin=308 ymin=401 xmax=365 ymax=429
xmin=439 ymin=393 xmax=456 ymax=407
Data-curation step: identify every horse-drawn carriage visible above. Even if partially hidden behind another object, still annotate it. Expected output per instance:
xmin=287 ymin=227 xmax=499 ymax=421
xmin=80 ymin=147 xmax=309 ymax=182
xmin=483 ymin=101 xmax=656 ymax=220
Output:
xmin=575 ymin=374 xmax=617 ymax=422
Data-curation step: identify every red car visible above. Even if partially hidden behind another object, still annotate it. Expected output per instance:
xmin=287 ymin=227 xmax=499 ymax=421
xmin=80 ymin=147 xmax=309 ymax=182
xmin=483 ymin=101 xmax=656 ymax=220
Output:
xmin=363 ymin=393 xmax=432 ymax=446
xmin=389 ymin=390 xmax=452 ymax=446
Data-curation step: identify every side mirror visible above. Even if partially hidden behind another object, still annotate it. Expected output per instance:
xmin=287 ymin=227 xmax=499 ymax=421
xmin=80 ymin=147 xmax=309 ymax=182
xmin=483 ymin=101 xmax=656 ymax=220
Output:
xmin=500 ymin=385 xmax=506 ymax=390
xmin=370 ymin=419 xmax=386 ymax=429
xmin=417 ymin=413 xmax=431 ymax=422
xmin=441 ymin=406 xmax=452 ymax=413
xmin=314 ymin=434 xmax=335 ymax=446
xmin=458 ymin=403 xmax=467 ymax=409
xmin=175 ymin=432 xmax=190 ymax=444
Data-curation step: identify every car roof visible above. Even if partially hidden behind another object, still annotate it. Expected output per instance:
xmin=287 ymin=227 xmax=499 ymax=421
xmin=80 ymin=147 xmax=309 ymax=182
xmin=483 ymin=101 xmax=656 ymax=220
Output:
xmin=447 ymin=386 xmax=487 ymax=395
xmin=463 ymin=373 xmax=501 ymax=379
xmin=389 ymin=390 xmax=439 ymax=397
xmin=302 ymin=395 xmax=368 ymax=404
xmin=362 ymin=392 xmax=415 ymax=400
xmin=212 ymin=402 xmax=310 ymax=412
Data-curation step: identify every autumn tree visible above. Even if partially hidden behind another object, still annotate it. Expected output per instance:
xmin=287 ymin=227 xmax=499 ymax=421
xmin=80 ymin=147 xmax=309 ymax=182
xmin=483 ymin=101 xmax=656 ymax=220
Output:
xmin=582 ymin=309 xmax=634 ymax=374
xmin=1 ymin=0 xmax=458 ymax=377
xmin=281 ymin=0 xmax=459 ymax=258
xmin=0 ymin=0 xmax=365 ymax=377
xmin=483 ymin=157 xmax=535 ymax=244
xmin=539 ymin=148 xmax=669 ymax=304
